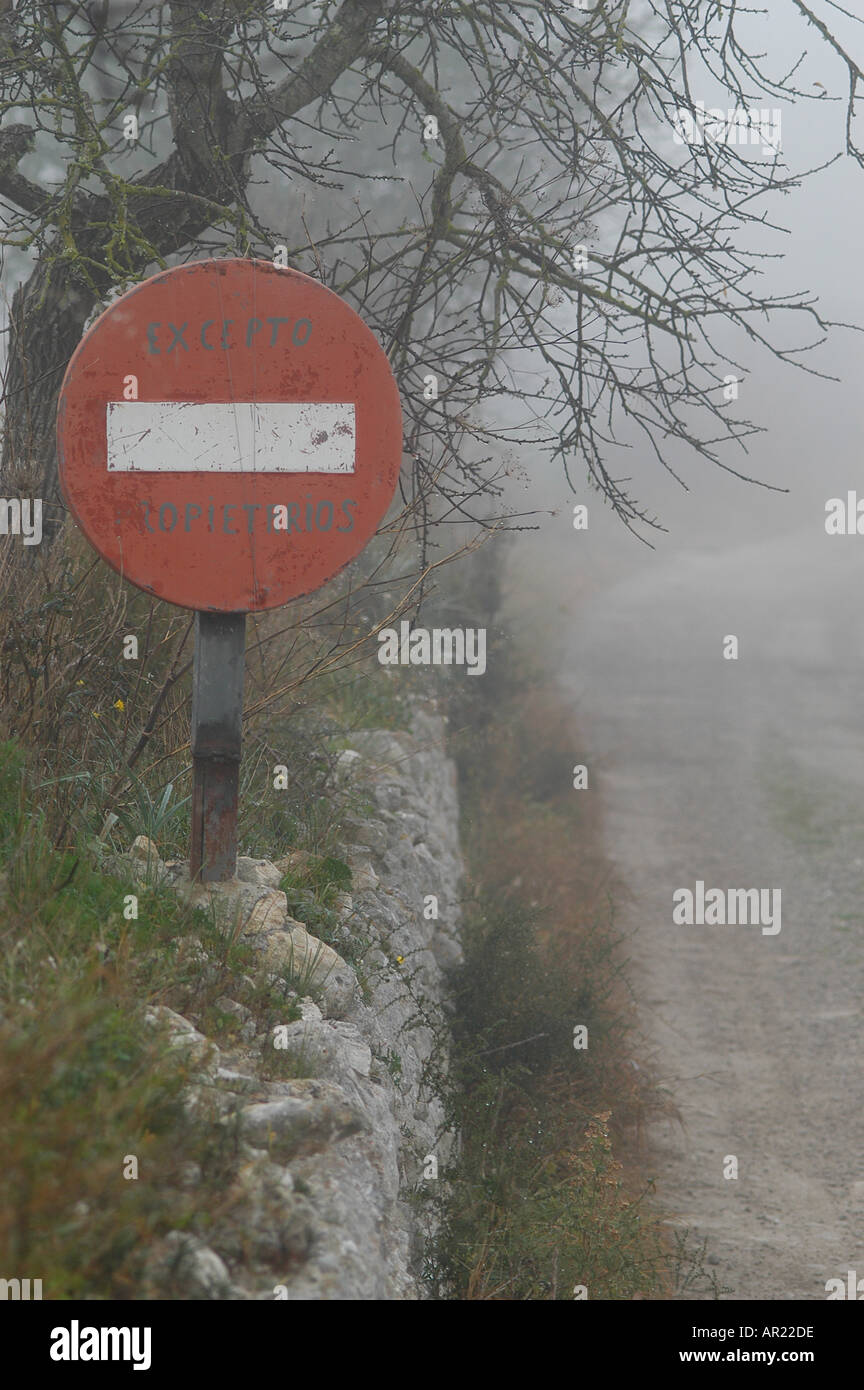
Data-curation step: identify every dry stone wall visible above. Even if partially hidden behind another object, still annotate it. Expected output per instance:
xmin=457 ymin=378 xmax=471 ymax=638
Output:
xmin=117 ymin=707 xmax=463 ymax=1300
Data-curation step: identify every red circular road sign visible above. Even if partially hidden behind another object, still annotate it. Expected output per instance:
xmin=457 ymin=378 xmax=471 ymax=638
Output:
xmin=57 ymin=258 xmax=403 ymax=612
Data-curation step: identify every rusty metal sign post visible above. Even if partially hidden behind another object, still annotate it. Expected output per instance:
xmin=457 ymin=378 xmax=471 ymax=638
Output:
xmin=57 ymin=258 xmax=403 ymax=883
xmin=189 ymin=612 xmax=246 ymax=881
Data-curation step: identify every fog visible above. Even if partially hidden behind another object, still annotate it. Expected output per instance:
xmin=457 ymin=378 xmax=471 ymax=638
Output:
xmin=502 ymin=2 xmax=864 ymax=1300
xmin=507 ymin=1 xmax=864 ymax=600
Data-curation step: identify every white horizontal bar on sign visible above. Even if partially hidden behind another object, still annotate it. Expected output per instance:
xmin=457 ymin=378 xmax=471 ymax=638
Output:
xmin=106 ymin=401 xmax=356 ymax=473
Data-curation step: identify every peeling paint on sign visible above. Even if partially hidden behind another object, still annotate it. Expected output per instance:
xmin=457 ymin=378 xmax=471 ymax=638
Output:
xmin=106 ymin=402 xmax=356 ymax=473
xmin=57 ymin=260 xmax=402 ymax=612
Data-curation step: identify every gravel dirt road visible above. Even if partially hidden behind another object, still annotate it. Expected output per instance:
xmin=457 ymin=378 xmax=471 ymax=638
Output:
xmin=561 ymin=527 xmax=864 ymax=1300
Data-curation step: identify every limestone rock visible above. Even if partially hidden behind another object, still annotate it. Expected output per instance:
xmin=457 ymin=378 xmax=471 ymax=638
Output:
xmin=117 ymin=835 xmax=170 ymax=885
xmin=235 ymin=856 xmax=284 ymax=889
xmin=237 ymin=1080 xmax=367 ymax=1157
xmin=147 ymin=1231 xmax=232 ymax=1300
xmin=213 ymin=1066 xmax=258 ymax=1094
xmin=341 ymin=816 xmax=390 ymax=856
xmin=330 ymin=1021 xmax=372 ymax=1077
xmin=256 ymin=922 xmax=358 ymax=1017
xmin=335 ymin=749 xmax=362 ymax=781
xmin=268 ymin=1018 xmax=372 ymax=1080
xmin=242 ymin=889 xmax=290 ymax=935
xmin=144 ymin=1006 xmax=216 ymax=1066
xmin=345 ymin=852 xmax=379 ymax=892
xmin=130 ymin=834 xmax=160 ymax=864
xmin=171 ymin=869 xmax=289 ymax=936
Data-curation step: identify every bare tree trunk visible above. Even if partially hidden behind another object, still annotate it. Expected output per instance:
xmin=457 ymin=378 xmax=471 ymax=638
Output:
xmin=3 ymin=253 xmax=100 ymax=526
